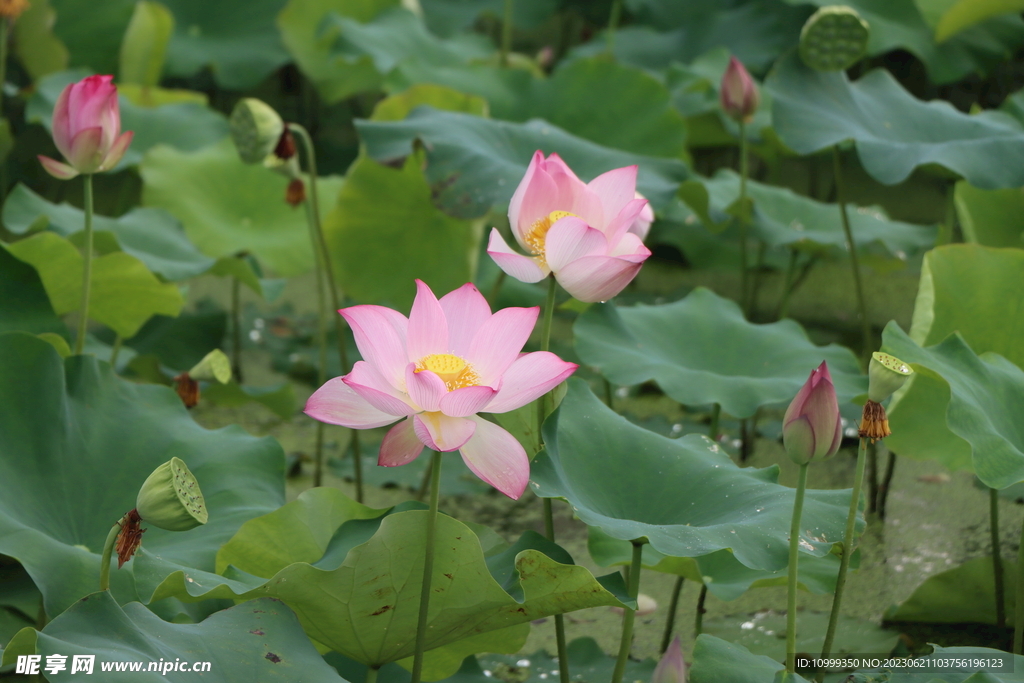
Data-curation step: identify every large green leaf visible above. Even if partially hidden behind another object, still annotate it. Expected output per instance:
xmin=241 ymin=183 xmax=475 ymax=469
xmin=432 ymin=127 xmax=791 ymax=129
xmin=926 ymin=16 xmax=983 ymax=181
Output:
xmin=4 ymin=184 xmax=215 ymax=282
xmin=767 ymin=52 xmax=1024 ymax=189
xmin=322 ymin=153 xmax=480 ymax=310
xmin=883 ymin=323 xmax=1024 ymax=489
xmin=0 ymin=332 xmax=285 ymax=616
xmin=356 ymin=107 xmax=691 ymax=219
xmin=690 ymin=634 xmax=810 ymax=683
xmin=887 ymin=557 xmax=1016 ymax=625
xmin=3 ymin=233 xmax=185 ymax=339
xmin=141 ymin=139 xmax=343 ymax=276
xmin=679 ymin=170 xmax=936 ymax=269
xmin=532 ymin=379 xmax=859 ymax=570
xmin=161 ymin=0 xmax=291 ymax=89
xmin=49 ymin=0 xmax=134 ymax=75
xmin=12 ymin=0 xmax=69 ymax=79
xmin=908 ymin=244 xmax=1024 ymax=370
xmin=574 ymin=288 xmax=865 ymax=419
xmin=588 ymin=527 xmax=848 ymax=602
xmin=935 ymin=0 xmax=1024 ymax=42
xmin=0 ymin=593 xmax=346 ymax=682
xmin=953 ymin=182 xmax=1024 ymax=248
xmin=0 ymin=248 xmax=65 ymax=337
xmin=782 ymin=0 xmax=1024 ymax=84
xmin=278 ymin=0 xmax=399 ymax=103
xmin=389 ymin=56 xmax=689 ymax=159
xmin=27 ymin=70 xmax=229 ymax=169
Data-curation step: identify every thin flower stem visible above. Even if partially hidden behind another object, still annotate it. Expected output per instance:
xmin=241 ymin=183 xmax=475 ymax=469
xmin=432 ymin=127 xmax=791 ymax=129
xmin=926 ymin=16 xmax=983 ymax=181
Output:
xmin=231 ymin=274 xmax=243 ymax=383
xmin=660 ymin=575 xmax=685 ymax=653
xmin=75 ymin=174 xmax=95 ymax=355
xmin=99 ymin=514 xmax=128 ymax=592
xmin=290 ymin=122 xmax=363 ymax=500
xmin=817 ymin=438 xmax=866 ymax=681
xmin=738 ymin=120 xmax=750 ymax=314
xmin=832 ymin=146 xmax=870 ymax=365
xmin=500 ymin=0 xmax=513 ymax=67
xmin=488 ymin=270 xmax=507 ymax=308
xmin=694 ymin=584 xmax=707 ymax=637
xmin=365 ymin=666 xmax=379 ymax=683
xmin=786 ymin=463 xmax=809 ymax=673
xmin=708 ymin=403 xmax=721 ymax=441
xmin=1015 ymin=514 xmax=1024 ymax=653
xmin=606 ymin=0 xmax=622 ymax=52
xmin=110 ymin=336 xmax=123 ymax=366
xmin=991 ymin=487 xmax=1007 ymax=629
xmin=776 ymin=249 xmax=799 ymax=320
xmin=866 ymin=440 xmax=879 ymax=515
xmin=877 ymin=448 xmax=896 ymax=519
xmin=410 ymin=451 xmax=443 ymax=683
xmin=302 ymin=197 xmax=329 ymax=487
xmin=611 ymin=541 xmax=645 ymax=683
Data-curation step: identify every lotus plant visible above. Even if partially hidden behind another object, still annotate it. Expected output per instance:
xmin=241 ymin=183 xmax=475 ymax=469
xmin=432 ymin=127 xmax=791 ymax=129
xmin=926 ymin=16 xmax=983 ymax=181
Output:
xmin=37 ymin=75 xmax=134 ymax=354
xmin=487 ymin=151 xmax=652 ymax=303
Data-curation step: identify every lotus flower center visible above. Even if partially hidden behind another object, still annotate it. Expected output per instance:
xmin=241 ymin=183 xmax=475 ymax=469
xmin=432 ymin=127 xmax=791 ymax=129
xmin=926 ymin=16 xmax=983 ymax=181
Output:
xmin=525 ymin=210 xmax=577 ymax=263
xmin=415 ymin=353 xmax=480 ymax=391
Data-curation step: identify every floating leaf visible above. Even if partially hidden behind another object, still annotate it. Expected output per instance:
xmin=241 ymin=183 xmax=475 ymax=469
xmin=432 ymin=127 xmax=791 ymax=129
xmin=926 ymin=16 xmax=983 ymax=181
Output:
xmin=768 ymin=52 xmax=1024 ymax=189
xmin=532 ymin=379 xmax=858 ymax=570
xmin=356 ymin=107 xmax=691 ymax=219
xmin=4 ymin=184 xmax=215 ymax=282
xmin=908 ymin=244 xmax=1024 ymax=370
xmin=887 ymin=557 xmax=1016 ymax=625
xmin=4 ymin=233 xmax=184 ymax=339
xmin=0 ymin=593 xmax=346 ymax=682
xmin=322 ymin=153 xmax=480 ymax=310
xmin=370 ymin=84 xmax=488 ymax=122
xmin=477 ymin=637 xmax=657 ymax=683
xmin=574 ymin=288 xmax=865 ymax=419
xmin=200 ymin=382 xmax=297 ymax=419
xmin=690 ymin=634 xmax=810 ymax=683
xmin=883 ymin=323 xmax=1024 ymax=489
xmin=141 ymin=139 xmax=343 ymax=276
xmin=0 ymin=332 xmax=285 ymax=615
xmin=953 ymin=182 xmax=1024 ymax=248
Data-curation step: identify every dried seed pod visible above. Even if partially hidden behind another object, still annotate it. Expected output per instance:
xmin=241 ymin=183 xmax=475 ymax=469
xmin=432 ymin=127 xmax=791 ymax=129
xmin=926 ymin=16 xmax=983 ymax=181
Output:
xmin=867 ymin=351 xmax=913 ymax=403
xmin=174 ymin=372 xmax=199 ymax=408
xmin=136 ymin=457 xmax=208 ymax=532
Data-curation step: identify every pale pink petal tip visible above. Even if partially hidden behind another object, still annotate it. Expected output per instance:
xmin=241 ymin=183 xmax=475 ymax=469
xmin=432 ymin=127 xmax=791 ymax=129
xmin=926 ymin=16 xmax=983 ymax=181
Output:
xmin=459 ymin=417 xmax=530 ymax=499
xmin=304 ymin=377 xmax=399 ymax=429
xmin=38 ymin=155 xmax=79 ymax=180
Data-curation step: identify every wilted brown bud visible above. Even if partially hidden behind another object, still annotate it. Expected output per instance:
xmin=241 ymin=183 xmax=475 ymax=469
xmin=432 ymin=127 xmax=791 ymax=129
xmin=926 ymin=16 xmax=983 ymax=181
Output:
xmin=859 ymin=400 xmax=890 ymax=442
xmin=286 ymin=178 xmax=306 ymax=206
xmin=274 ymin=129 xmax=297 ymax=161
xmin=115 ymin=509 xmax=145 ymax=568
xmin=174 ymin=372 xmax=199 ymax=408
xmin=0 ymin=0 xmax=29 ymax=19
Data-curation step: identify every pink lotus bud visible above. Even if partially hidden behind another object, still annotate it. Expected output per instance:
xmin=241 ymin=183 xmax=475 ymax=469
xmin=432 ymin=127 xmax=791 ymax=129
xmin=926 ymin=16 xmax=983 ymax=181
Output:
xmin=782 ymin=361 xmax=842 ymax=465
xmin=37 ymin=75 xmax=134 ymax=180
xmin=719 ymin=56 xmax=760 ymax=123
xmin=652 ymin=636 xmax=687 ymax=683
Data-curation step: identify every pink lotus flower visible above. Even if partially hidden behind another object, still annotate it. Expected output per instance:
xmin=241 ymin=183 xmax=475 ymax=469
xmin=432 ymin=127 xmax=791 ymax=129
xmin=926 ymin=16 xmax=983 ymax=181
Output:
xmin=37 ymin=75 xmax=134 ymax=180
xmin=487 ymin=151 xmax=652 ymax=302
xmin=720 ymin=56 xmax=760 ymax=123
xmin=305 ymin=280 xmax=578 ymax=499
xmin=782 ymin=361 xmax=842 ymax=465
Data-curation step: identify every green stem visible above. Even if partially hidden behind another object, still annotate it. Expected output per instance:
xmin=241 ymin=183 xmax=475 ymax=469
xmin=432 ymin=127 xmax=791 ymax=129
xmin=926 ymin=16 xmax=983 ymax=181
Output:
xmin=660 ymin=576 xmax=684 ymax=653
xmin=749 ymin=241 xmax=766 ymax=316
xmin=603 ymin=377 xmax=614 ymax=408
xmin=832 ymin=146 xmax=870 ymax=365
xmin=817 ymin=439 xmax=866 ymax=680
xmin=0 ymin=18 xmax=8 ymax=116
xmin=290 ymin=122 xmax=363 ymax=499
xmin=606 ymin=0 xmax=622 ymax=52
xmin=365 ymin=667 xmax=379 ymax=683
xmin=536 ymin=276 xmax=558 ymax=437
xmin=75 ymin=174 xmax=95 ymax=355
xmin=109 ymin=336 xmax=123 ymax=367
xmin=866 ymin=440 xmax=879 ymax=515
xmin=500 ymin=0 xmax=513 ymax=67
xmin=1015 ymin=514 xmax=1024 ymax=653
xmin=611 ymin=541 xmax=645 ymax=683
xmin=99 ymin=514 xmax=128 ymax=592
xmin=231 ymin=274 xmax=243 ymax=383
xmin=877 ymin=447 xmax=896 ymax=520
xmin=786 ymin=463 xmax=810 ymax=673
xmin=991 ymin=487 xmax=1007 ymax=629
xmin=738 ymin=120 xmax=750 ymax=314
xmin=694 ymin=584 xmax=707 ymax=637
xmin=410 ymin=451 xmax=443 ymax=683
xmin=776 ymin=249 xmax=799 ymax=320
xmin=708 ymin=403 xmax=721 ymax=441
xmin=488 ymin=270 xmax=507 ymax=308
xmin=302 ymin=196 xmax=329 ymax=487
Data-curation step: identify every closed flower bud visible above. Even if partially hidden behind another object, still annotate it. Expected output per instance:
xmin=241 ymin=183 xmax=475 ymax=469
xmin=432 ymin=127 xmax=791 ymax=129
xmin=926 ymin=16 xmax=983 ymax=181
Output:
xmin=229 ymin=98 xmax=285 ymax=165
xmin=135 ymin=457 xmax=208 ymax=532
xmin=652 ymin=635 xmax=687 ymax=683
xmin=783 ymin=361 xmax=842 ymax=465
xmin=720 ymin=56 xmax=759 ymax=123
xmin=867 ymin=352 xmax=912 ymax=403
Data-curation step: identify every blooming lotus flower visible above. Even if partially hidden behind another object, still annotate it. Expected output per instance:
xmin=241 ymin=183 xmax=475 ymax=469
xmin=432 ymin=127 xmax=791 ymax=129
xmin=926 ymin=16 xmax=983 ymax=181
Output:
xmin=37 ymin=75 xmax=134 ymax=180
xmin=487 ymin=151 xmax=652 ymax=302
xmin=305 ymin=280 xmax=578 ymax=499
xmin=782 ymin=361 xmax=842 ymax=465
xmin=720 ymin=56 xmax=759 ymax=123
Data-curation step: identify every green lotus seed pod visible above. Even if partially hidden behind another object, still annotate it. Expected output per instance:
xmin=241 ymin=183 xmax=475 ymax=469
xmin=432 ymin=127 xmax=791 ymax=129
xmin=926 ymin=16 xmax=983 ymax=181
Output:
xmin=136 ymin=457 xmax=208 ymax=531
xmin=229 ymin=98 xmax=284 ymax=165
xmin=867 ymin=352 xmax=913 ymax=403
xmin=799 ymin=6 xmax=870 ymax=72
xmin=188 ymin=349 xmax=231 ymax=384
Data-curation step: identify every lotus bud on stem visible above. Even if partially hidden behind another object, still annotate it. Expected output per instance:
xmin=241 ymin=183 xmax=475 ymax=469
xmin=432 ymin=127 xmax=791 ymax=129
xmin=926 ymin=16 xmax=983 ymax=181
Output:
xmin=172 ymin=350 xmax=231 ymax=409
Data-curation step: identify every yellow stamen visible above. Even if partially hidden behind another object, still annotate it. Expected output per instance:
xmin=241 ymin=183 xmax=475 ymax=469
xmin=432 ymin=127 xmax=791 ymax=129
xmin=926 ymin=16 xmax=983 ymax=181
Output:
xmin=415 ymin=353 xmax=480 ymax=391
xmin=523 ymin=210 xmax=577 ymax=266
